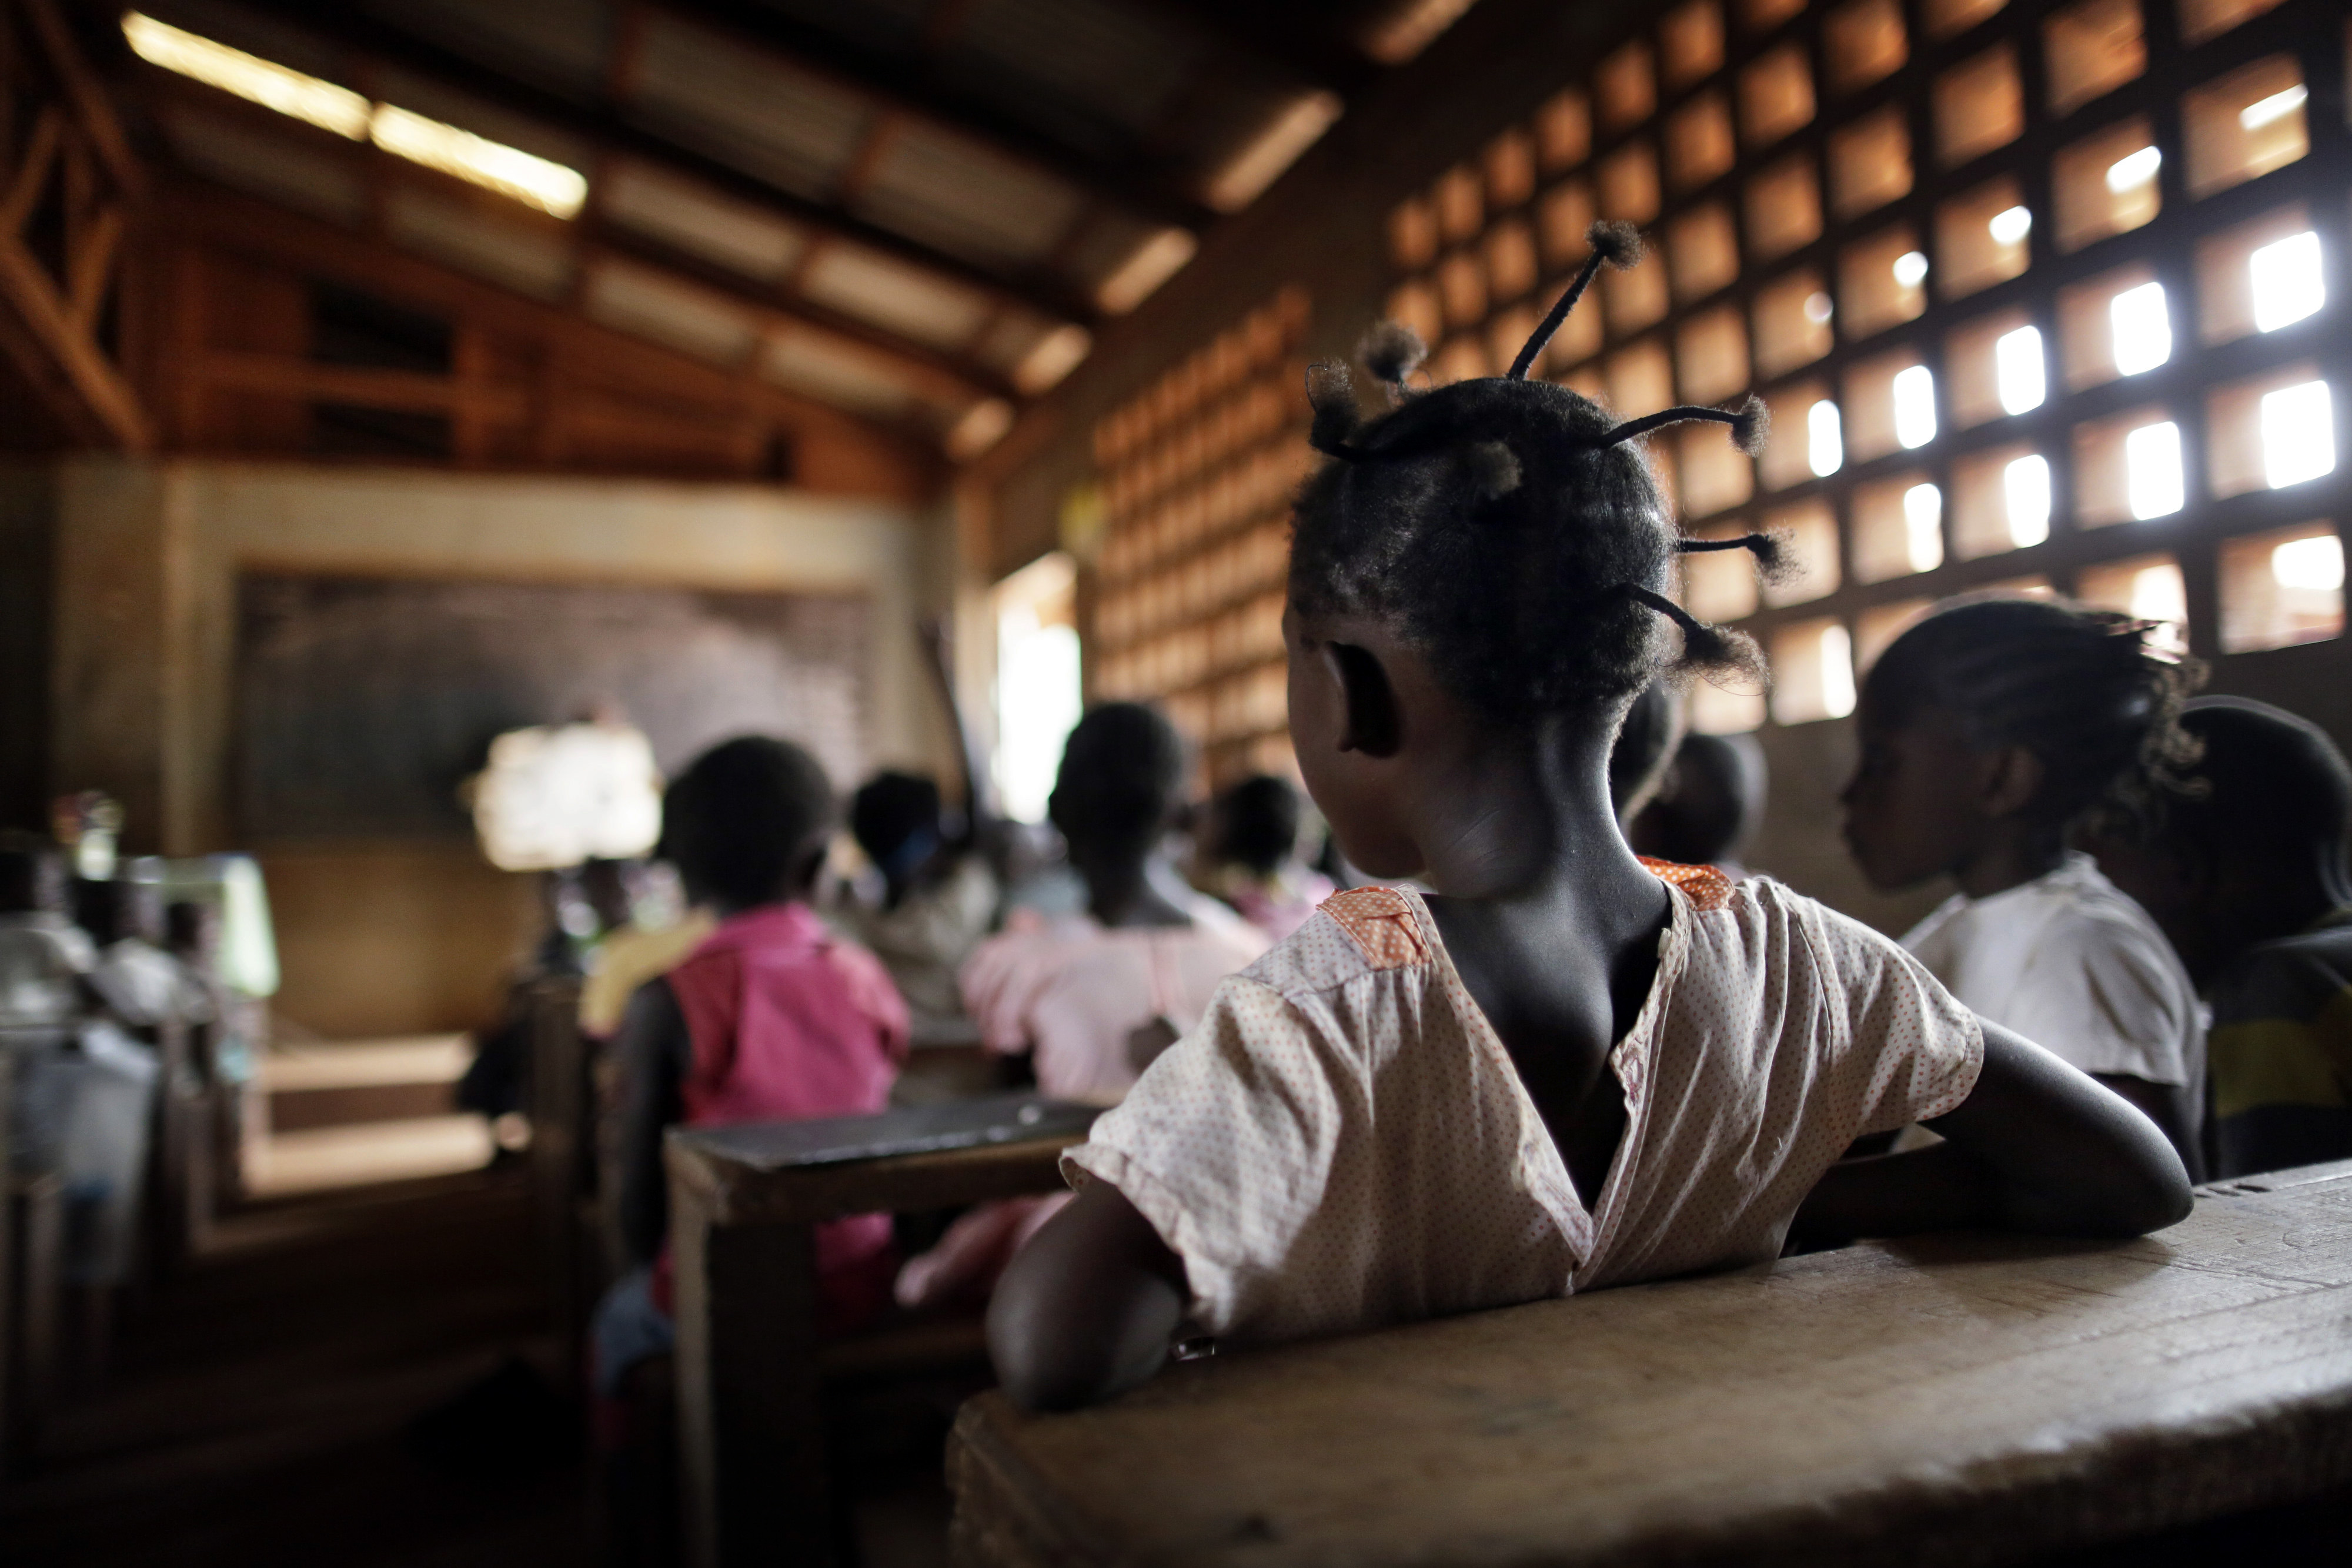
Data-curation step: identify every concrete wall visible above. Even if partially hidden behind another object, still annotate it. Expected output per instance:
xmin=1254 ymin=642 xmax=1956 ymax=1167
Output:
xmin=48 ymin=457 xmax=961 ymax=1037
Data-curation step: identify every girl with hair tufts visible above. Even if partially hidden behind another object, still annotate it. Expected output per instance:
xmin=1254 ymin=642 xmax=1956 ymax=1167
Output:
xmin=987 ymin=225 xmax=2193 ymax=1412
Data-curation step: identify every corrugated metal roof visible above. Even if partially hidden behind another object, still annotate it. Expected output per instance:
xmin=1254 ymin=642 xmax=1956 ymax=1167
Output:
xmin=947 ymin=0 xmax=1207 ymax=141
xmin=798 ymin=242 xmax=993 ymax=351
xmin=160 ymin=105 xmax=368 ymax=227
xmin=852 ymin=119 xmax=1085 ymax=268
xmin=627 ymin=15 xmax=873 ymax=202
xmin=362 ymin=0 xmax=616 ymax=102
xmin=585 ymin=260 xmax=762 ymax=363
xmin=600 ymin=162 xmax=808 ymax=284
xmin=760 ymin=329 xmax=916 ymax=417
xmin=385 ymin=187 xmax=579 ymax=300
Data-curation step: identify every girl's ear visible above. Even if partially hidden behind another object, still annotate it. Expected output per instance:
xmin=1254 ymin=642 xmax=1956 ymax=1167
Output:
xmin=1321 ymin=640 xmax=1404 ymax=758
xmin=1977 ymin=744 xmax=2046 ymax=818
xmin=791 ymin=842 xmax=830 ymax=897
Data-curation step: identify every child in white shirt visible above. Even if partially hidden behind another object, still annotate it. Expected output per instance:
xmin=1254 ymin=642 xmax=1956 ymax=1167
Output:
xmin=1841 ymin=597 xmax=2206 ymax=1173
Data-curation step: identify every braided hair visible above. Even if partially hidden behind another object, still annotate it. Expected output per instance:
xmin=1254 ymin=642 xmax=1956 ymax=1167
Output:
xmin=1865 ymin=597 xmax=2204 ymax=841
xmin=1289 ymin=221 xmax=1785 ymax=724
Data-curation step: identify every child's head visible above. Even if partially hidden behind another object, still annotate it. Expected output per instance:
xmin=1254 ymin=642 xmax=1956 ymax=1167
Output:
xmin=1840 ymin=597 xmax=2201 ymax=892
xmin=1207 ymin=774 xmax=1305 ymax=878
xmin=850 ymin=771 xmax=944 ymax=883
xmin=1283 ymin=224 xmax=1775 ymax=881
xmin=1608 ymin=681 xmax=1685 ymax=824
xmin=166 ymin=899 xmax=220 ymax=964
xmin=1632 ymin=731 xmax=1768 ymax=868
xmin=0 ymin=832 xmax=65 ymax=915
xmin=2093 ymin=697 xmax=2352 ymax=986
xmin=1047 ymin=704 xmax=1187 ymax=875
xmin=660 ymin=735 xmax=836 ymax=912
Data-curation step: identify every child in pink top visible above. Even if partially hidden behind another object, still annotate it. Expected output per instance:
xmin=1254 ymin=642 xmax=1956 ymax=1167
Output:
xmin=985 ymin=231 xmax=2193 ymax=1411
xmin=598 ymin=737 xmax=905 ymax=1401
xmin=893 ymin=705 xmax=1267 ymax=1309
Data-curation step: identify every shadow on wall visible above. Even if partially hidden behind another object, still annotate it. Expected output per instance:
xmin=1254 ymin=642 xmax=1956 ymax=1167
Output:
xmin=261 ymin=842 xmax=541 ymax=1039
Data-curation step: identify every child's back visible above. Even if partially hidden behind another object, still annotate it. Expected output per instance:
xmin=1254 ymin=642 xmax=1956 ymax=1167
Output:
xmin=1074 ymin=871 xmax=1974 ymax=1343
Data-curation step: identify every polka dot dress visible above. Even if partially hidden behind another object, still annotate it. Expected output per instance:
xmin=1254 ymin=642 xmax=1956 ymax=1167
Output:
xmin=1063 ymin=865 xmax=1984 ymax=1348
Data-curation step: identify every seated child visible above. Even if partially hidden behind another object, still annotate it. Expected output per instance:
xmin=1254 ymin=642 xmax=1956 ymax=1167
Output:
xmin=2092 ymin=698 xmax=2352 ymax=1177
xmin=1632 ymin=731 xmax=1769 ymax=878
xmin=985 ymin=233 xmax=2191 ymax=1410
xmin=2 ymin=835 xmax=96 ymax=1174
xmin=891 ymin=704 xmax=1268 ymax=1309
xmin=1195 ymin=774 xmax=1336 ymax=942
xmin=846 ymin=770 xmax=1000 ymax=1041
xmin=1607 ymin=679 xmax=1683 ymax=825
xmin=594 ymin=736 xmax=907 ymax=1398
xmin=1841 ymin=597 xmax=2208 ymax=1175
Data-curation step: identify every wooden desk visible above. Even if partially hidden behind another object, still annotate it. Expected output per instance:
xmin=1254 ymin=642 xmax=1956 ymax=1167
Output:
xmin=666 ymin=1094 xmax=1098 ymax=1568
xmin=951 ymin=1161 xmax=2352 ymax=1568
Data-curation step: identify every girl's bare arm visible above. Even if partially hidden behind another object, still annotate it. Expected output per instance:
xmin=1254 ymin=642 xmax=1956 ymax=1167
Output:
xmin=1789 ymin=1018 xmax=2193 ymax=1250
xmin=987 ymin=1179 xmax=1189 ymax=1411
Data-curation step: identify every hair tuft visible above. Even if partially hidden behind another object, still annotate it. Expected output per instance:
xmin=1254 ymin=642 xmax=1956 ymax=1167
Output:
xmin=1729 ymin=394 xmax=1770 ymax=458
xmin=1586 ymin=220 xmax=1645 ymax=270
xmin=1357 ymin=321 xmax=1428 ymax=400
xmin=1462 ymin=440 xmax=1522 ymax=500
xmin=1305 ymin=360 xmax=1361 ymax=454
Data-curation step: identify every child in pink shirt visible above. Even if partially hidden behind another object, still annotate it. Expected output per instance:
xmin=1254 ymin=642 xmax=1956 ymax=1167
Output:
xmin=986 ymin=230 xmax=2193 ymax=1410
xmin=893 ymin=704 xmax=1267 ymax=1309
xmin=597 ymin=737 xmax=906 ymax=1403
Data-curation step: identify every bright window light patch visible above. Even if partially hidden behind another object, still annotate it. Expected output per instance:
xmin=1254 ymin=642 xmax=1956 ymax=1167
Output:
xmin=2004 ymin=454 xmax=2052 ymax=547
xmin=1809 ymin=399 xmax=1845 ymax=476
xmin=2105 ymin=145 xmax=2161 ymax=192
xmin=125 ymin=12 xmax=589 ymax=219
xmin=123 ymin=11 xmax=369 ymax=139
xmin=1892 ymin=250 xmax=1930 ymax=288
xmin=1988 ymin=205 xmax=2033 ymax=246
xmin=369 ymin=105 xmax=587 ymax=219
xmin=2273 ymin=533 xmax=2344 ymax=592
xmin=2124 ymin=421 xmax=2184 ymax=519
xmin=2109 ymin=282 xmax=2170 ymax=376
xmin=1893 ymin=365 xmax=1937 ymax=449
xmin=1903 ymin=483 xmax=1944 ymax=573
xmin=2261 ymin=380 xmax=2335 ymax=488
xmin=2249 ymin=232 xmax=2324 ymax=333
xmin=2240 ymin=83 xmax=2307 ymax=131
xmin=1995 ymin=325 xmax=2045 ymax=414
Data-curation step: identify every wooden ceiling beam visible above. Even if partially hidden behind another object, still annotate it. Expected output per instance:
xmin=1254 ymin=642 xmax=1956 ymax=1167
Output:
xmin=154 ymin=179 xmax=944 ymax=473
xmin=133 ymin=72 xmax=1006 ymax=412
xmin=208 ymin=0 xmax=1104 ymax=326
xmin=656 ymin=0 xmax=1220 ymax=232
xmin=1165 ymin=1 xmax=1381 ymax=98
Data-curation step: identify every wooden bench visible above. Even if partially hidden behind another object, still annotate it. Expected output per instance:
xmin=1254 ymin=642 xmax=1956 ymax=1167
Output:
xmin=950 ymin=1159 xmax=2352 ymax=1568
xmin=665 ymin=1094 xmax=1099 ymax=1568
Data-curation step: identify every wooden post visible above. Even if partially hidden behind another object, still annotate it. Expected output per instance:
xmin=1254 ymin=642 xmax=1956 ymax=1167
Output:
xmin=670 ymin=1177 xmax=831 ymax=1568
xmin=526 ymin=975 xmax=589 ymax=1376
xmin=664 ymin=1096 xmax=1100 ymax=1568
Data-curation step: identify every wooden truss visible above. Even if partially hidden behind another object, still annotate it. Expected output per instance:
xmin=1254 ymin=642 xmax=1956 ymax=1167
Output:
xmin=0 ymin=0 xmax=148 ymax=449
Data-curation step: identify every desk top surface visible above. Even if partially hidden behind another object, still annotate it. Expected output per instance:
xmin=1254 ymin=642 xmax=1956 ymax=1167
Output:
xmin=952 ymin=1161 xmax=2352 ymax=1568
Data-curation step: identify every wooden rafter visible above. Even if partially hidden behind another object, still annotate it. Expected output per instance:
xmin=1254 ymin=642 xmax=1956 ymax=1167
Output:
xmin=155 ymin=179 xmax=943 ymax=487
xmin=133 ymin=71 xmax=1008 ymax=413
xmin=220 ymin=0 xmax=1104 ymax=327
xmin=0 ymin=0 xmax=149 ymax=450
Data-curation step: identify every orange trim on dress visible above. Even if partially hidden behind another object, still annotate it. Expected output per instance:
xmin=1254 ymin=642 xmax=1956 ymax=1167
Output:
xmin=1639 ymin=856 xmax=1733 ymax=911
xmin=1322 ymin=886 xmax=1431 ymax=971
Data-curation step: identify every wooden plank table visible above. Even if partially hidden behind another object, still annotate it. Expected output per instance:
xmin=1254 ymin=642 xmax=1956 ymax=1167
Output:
xmin=666 ymin=1093 xmax=1100 ymax=1568
xmin=951 ymin=1160 xmax=2352 ymax=1568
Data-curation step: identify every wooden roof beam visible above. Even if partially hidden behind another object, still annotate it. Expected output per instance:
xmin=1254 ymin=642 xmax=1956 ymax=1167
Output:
xmin=176 ymin=0 xmax=1105 ymax=327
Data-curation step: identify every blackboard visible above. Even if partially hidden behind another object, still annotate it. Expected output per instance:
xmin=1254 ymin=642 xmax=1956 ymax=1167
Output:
xmin=235 ymin=573 xmax=871 ymax=841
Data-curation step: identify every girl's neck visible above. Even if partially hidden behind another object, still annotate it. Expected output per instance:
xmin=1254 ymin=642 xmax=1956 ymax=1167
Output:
xmin=1953 ymin=823 xmax=2067 ymax=901
xmin=1080 ymin=852 xmax=1195 ymax=929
